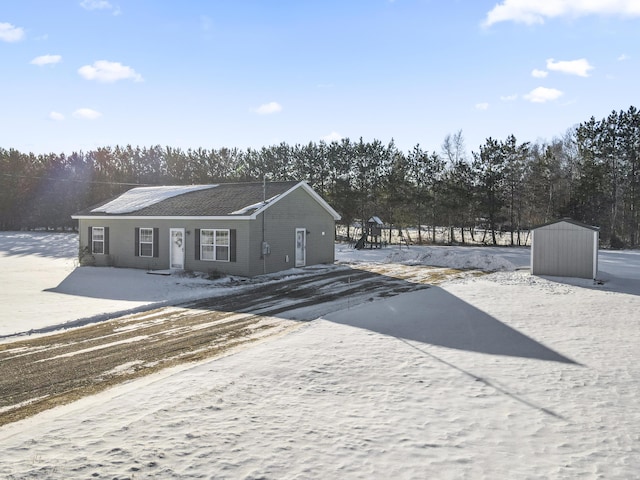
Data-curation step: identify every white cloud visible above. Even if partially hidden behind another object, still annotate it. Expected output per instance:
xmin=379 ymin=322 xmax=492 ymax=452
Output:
xmin=322 ymin=131 xmax=343 ymax=143
xmin=200 ymin=15 xmax=213 ymax=31
xmin=80 ymin=0 xmax=110 ymax=9
xmin=618 ymin=53 xmax=629 ymax=61
xmin=524 ymin=86 xmax=564 ymax=103
xmin=254 ymin=102 xmax=283 ymax=115
xmin=475 ymin=102 xmax=490 ymax=110
xmin=546 ymin=58 xmax=594 ymax=77
xmin=80 ymin=0 xmax=121 ymax=14
xmin=73 ymin=108 xmax=102 ymax=120
xmin=48 ymin=111 xmax=65 ymax=121
xmin=78 ymin=60 xmax=143 ymax=83
xmin=31 ymin=54 xmax=62 ymax=66
xmin=500 ymin=94 xmax=518 ymax=102
xmin=0 ymin=22 xmax=25 ymax=42
xmin=531 ymin=68 xmax=548 ymax=78
xmin=483 ymin=0 xmax=640 ymax=27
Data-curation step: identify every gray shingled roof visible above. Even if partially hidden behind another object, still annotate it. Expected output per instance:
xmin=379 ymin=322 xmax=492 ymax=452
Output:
xmin=74 ymin=181 xmax=300 ymax=217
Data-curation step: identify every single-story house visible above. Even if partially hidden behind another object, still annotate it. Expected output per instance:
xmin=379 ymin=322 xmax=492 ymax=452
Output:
xmin=72 ymin=181 xmax=341 ymax=277
xmin=531 ymin=218 xmax=599 ymax=279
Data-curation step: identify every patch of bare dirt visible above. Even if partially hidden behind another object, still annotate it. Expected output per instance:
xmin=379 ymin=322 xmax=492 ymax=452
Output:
xmin=0 ymin=265 xmax=471 ymax=426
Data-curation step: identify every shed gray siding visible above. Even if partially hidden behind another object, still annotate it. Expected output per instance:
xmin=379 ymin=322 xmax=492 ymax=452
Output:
xmin=531 ymin=221 xmax=598 ymax=279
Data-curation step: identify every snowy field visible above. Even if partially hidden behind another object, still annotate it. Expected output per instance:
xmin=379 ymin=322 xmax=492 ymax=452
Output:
xmin=1 ymin=232 xmax=640 ymax=478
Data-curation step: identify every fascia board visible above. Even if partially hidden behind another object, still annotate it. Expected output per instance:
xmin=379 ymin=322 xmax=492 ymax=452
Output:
xmin=71 ymin=215 xmax=253 ymax=221
xmin=249 ymin=181 xmax=342 ymax=220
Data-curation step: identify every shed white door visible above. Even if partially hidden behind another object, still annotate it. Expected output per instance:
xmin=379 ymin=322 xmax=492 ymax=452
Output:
xmin=295 ymin=228 xmax=306 ymax=267
xmin=170 ymin=228 xmax=185 ymax=269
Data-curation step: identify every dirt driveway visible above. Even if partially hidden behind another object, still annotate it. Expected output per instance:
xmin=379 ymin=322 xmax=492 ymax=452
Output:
xmin=0 ymin=264 xmax=470 ymax=426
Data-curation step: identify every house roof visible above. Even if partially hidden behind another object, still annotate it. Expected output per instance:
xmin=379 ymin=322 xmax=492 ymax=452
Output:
xmin=533 ymin=218 xmax=600 ymax=232
xmin=91 ymin=185 xmax=217 ymax=214
xmin=72 ymin=181 xmax=341 ymax=220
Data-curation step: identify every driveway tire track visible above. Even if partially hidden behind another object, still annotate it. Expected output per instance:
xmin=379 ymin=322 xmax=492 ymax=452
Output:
xmin=0 ymin=266 xmax=431 ymax=426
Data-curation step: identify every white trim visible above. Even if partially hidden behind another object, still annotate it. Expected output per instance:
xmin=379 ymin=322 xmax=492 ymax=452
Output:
xmin=91 ymin=226 xmax=105 ymax=255
xmin=593 ymin=231 xmax=599 ymax=279
xmin=139 ymin=227 xmax=154 ymax=258
xmin=250 ymin=182 xmax=341 ymax=220
xmin=73 ymin=215 xmax=254 ymax=221
xmin=169 ymin=228 xmax=185 ymax=270
xmin=530 ymin=230 xmax=534 ymax=273
xmin=200 ymin=228 xmax=230 ymax=262
xmin=295 ymin=228 xmax=306 ymax=267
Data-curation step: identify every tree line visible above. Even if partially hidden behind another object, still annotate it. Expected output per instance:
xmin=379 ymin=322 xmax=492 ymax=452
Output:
xmin=1 ymin=105 xmax=639 ymax=247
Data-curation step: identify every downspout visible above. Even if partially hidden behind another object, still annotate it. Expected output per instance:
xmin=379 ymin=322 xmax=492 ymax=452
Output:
xmin=530 ymin=230 xmax=535 ymax=274
xmin=262 ymin=176 xmax=266 ymax=275
xmin=593 ymin=230 xmax=599 ymax=280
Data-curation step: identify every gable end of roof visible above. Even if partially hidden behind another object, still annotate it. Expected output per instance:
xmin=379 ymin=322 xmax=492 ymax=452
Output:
xmin=533 ymin=218 xmax=600 ymax=231
xmin=250 ymin=181 xmax=341 ymax=220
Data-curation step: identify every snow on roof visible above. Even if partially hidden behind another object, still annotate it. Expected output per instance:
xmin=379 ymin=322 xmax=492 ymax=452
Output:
xmin=92 ymin=185 xmax=217 ymax=214
xmin=230 ymin=194 xmax=280 ymax=215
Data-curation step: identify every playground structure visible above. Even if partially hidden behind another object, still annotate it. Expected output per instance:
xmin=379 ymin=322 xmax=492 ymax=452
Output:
xmin=354 ymin=216 xmax=385 ymax=250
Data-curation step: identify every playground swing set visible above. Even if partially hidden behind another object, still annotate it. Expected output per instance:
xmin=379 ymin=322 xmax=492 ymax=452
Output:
xmin=354 ymin=216 xmax=385 ymax=250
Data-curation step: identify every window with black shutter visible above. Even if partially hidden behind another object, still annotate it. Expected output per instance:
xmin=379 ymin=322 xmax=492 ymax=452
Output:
xmin=90 ymin=226 xmax=107 ymax=255
xmin=195 ymin=228 xmax=236 ymax=262
xmin=135 ymin=227 xmax=158 ymax=257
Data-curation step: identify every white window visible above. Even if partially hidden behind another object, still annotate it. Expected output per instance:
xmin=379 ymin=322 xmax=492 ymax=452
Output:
xmin=139 ymin=227 xmax=154 ymax=257
xmin=201 ymin=229 xmax=229 ymax=262
xmin=92 ymin=227 xmax=105 ymax=254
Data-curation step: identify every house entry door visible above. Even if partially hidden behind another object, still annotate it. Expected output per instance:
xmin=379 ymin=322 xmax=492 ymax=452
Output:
xmin=295 ymin=228 xmax=306 ymax=267
xmin=170 ymin=228 xmax=185 ymax=269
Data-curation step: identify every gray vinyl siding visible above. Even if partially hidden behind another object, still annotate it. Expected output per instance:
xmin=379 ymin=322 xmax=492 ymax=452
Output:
xmin=79 ymin=218 xmax=250 ymax=274
xmin=248 ymin=186 xmax=336 ymax=276
xmin=77 ymin=186 xmax=337 ymax=276
xmin=531 ymin=221 xmax=598 ymax=279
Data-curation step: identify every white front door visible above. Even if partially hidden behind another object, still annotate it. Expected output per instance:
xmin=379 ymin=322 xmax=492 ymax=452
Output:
xmin=170 ymin=228 xmax=185 ymax=269
xmin=295 ymin=228 xmax=306 ymax=267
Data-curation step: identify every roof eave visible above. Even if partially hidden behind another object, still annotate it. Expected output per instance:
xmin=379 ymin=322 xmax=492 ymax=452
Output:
xmin=71 ymin=215 xmax=254 ymax=221
xmin=249 ymin=181 xmax=341 ymax=220
xmin=532 ymin=218 xmax=600 ymax=231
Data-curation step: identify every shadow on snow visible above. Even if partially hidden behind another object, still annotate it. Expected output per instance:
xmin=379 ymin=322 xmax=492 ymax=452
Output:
xmin=326 ymin=286 xmax=578 ymax=365
xmin=39 ymin=262 xmax=578 ymax=366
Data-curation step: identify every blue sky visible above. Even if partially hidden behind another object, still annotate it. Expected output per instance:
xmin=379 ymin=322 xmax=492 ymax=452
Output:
xmin=1 ymin=0 xmax=639 ymax=155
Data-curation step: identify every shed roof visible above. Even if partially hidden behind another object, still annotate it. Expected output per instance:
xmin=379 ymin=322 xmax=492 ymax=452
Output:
xmin=73 ymin=181 xmax=341 ymax=220
xmin=533 ymin=218 xmax=600 ymax=232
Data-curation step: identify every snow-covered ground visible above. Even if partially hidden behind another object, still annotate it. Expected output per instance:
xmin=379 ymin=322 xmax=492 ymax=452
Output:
xmin=1 ymin=232 xmax=640 ymax=478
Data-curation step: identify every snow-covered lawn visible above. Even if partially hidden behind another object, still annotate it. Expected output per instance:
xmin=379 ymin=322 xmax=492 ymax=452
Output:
xmin=1 ymin=232 xmax=640 ymax=478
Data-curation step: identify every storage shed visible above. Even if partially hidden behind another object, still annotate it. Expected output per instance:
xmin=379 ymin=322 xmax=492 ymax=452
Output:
xmin=531 ymin=219 xmax=599 ymax=279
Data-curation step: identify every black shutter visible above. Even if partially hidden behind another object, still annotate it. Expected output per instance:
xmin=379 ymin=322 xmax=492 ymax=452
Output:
xmin=229 ymin=229 xmax=236 ymax=262
xmin=153 ymin=228 xmax=159 ymax=258
xmin=194 ymin=228 xmax=200 ymax=260
xmin=104 ymin=227 xmax=110 ymax=255
xmin=134 ymin=227 xmax=140 ymax=256
xmin=88 ymin=226 xmax=93 ymax=254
